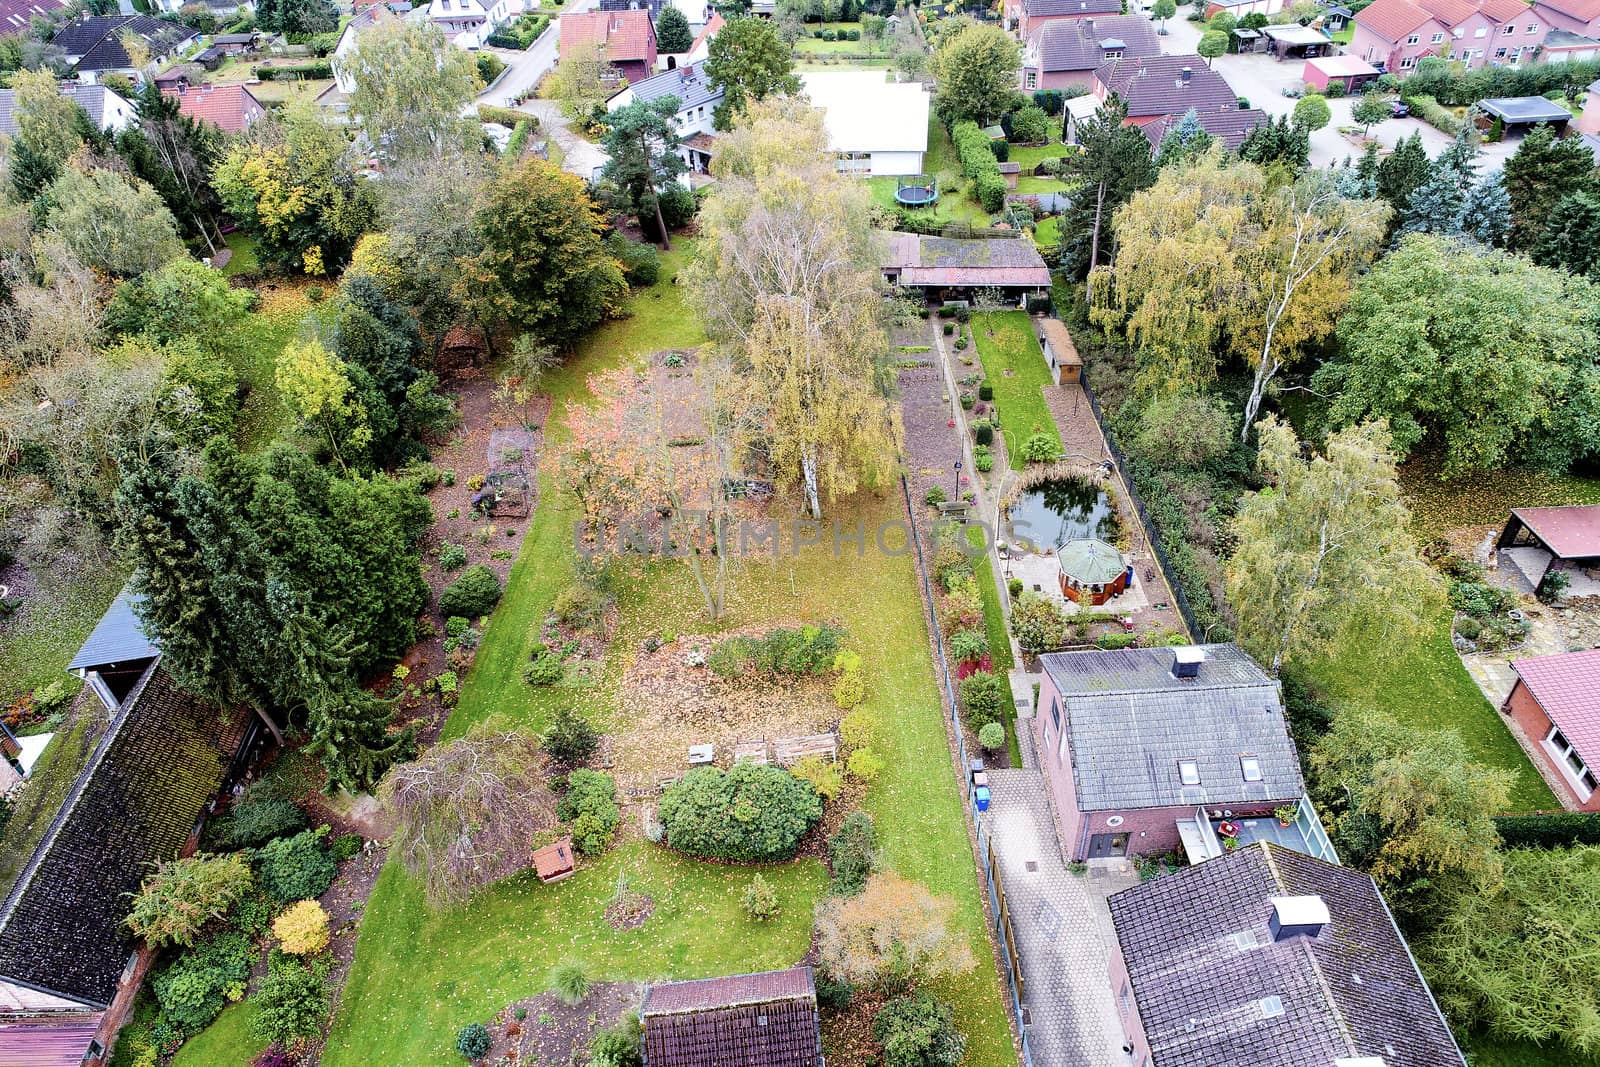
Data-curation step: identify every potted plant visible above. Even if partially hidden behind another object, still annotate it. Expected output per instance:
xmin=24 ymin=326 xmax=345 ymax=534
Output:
xmin=1274 ymin=803 xmax=1299 ymax=828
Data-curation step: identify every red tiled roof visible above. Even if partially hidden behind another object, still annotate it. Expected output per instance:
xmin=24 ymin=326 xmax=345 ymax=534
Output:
xmin=1537 ymin=0 xmax=1600 ymax=20
xmin=1354 ymin=0 xmax=1435 ymax=40
xmin=1479 ymin=0 xmax=1530 ymax=21
xmin=0 ymin=1016 xmax=103 ymax=1067
xmin=1513 ymin=649 xmax=1600 ymax=761
xmin=642 ymin=967 xmax=821 ymax=1067
xmin=644 ymin=967 xmax=816 ymax=1013
xmin=1416 ymin=0 xmax=1479 ymax=25
xmin=531 ymin=837 xmax=574 ymax=878
xmin=1511 ymin=505 xmax=1600 ymax=559
xmin=160 ymin=83 xmax=265 ymax=134
xmin=689 ymin=10 xmax=724 ymax=52
xmin=562 ymin=9 xmax=656 ymax=62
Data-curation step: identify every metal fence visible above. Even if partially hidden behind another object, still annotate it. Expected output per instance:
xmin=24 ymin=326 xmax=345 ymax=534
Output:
xmin=898 ymin=474 xmax=1034 ymax=1067
xmin=1078 ymin=375 xmax=1203 ymax=640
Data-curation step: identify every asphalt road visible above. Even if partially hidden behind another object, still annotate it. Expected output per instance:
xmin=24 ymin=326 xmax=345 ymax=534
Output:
xmin=477 ymin=0 xmax=601 ymax=108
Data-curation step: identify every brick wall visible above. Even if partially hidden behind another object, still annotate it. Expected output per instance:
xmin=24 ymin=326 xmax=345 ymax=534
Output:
xmin=1503 ymin=680 xmax=1600 ymax=812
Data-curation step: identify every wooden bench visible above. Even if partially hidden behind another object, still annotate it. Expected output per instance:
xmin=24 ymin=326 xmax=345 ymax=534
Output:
xmin=936 ymin=501 xmax=970 ymax=519
xmin=774 ymin=733 xmax=839 ymax=766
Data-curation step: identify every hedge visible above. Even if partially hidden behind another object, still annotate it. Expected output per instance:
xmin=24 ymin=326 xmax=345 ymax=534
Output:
xmin=1395 ymin=55 xmax=1600 ymax=107
xmin=258 ymin=61 xmax=333 ymax=80
xmin=1494 ymin=812 xmax=1600 ymax=849
xmin=478 ymin=103 xmax=538 ymax=129
xmin=952 ymin=120 xmax=1006 ymax=212
xmin=1401 ymin=93 xmax=1461 ymax=136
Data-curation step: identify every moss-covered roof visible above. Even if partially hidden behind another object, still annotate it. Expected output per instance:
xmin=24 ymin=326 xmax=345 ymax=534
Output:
xmin=0 ymin=664 xmax=250 ymax=1007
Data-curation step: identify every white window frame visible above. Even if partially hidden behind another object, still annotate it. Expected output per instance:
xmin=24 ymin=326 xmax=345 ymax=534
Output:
xmin=1494 ymin=46 xmax=1506 ymax=57
xmin=1527 ymin=22 xmax=1538 ymax=31
xmin=1026 ymin=71 xmax=1038 ymax=89
xmin=1178 ymin=759 xmax=1201 ymax=786
xmin=1474 ymin=25 xmax=1486 ymax=36
xmin=1545 ymin=727 xmax=1598 ymax=800
xmin=1399 ymin=54 xmax=1417 ymax=68
xmin=1104 ymin=48 xmax=1122 ymax=59
xmin=1240 ymin=756 xmax=1263 ymax=782
xmin=1406 ymin=33 xmax=1420 ymax=44
xmin=1430 ymin=31 xmax=1444 ymax=42
xmin=1502 ymin=23 xmax=1513 ymax=33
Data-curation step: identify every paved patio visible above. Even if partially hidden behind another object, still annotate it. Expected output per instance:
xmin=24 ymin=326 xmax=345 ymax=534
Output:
xmin=1006 ymin=553 xmax=1152 ymax=615
xmin=985 ymin=768 xmax=1138 ymax=1067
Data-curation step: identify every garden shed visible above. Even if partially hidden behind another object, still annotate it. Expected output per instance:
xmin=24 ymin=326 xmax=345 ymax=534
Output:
xmin=1056 ymin=537 xmax=1129 ymax=605
xmin=1302 ymin=54 xmax=1379 ymax=93
xmin=1037 ymin=318 xmax=1081 ymax=386
xmin=531 ymin=837 xmax=576 ymax=883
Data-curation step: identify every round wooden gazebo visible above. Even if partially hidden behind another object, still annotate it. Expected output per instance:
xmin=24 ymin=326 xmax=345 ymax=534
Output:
xmin=1057 ymin=538 xmax=1129 ymax=606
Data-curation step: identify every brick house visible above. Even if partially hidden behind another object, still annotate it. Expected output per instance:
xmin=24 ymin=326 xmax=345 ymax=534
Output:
xmin=1022 ymin=15 xmax=1160 ymax=92
xmin=561 ymin=9 xmax=658 ymax=85
xmin=1034 ymin=644 xmax=1311 ymax=862
xmin=1502 ymin=649 xmax=1600 ymax=811
xmin=1065 ymin=55 xmax=1266 ymax=150
xmin=640 ymin=967 xmax=823 ymax=1066
xmin=1535 ymin=0 xmax=1600 ymax=37
xmin=1351 ymin=0 xmax=1547 ymax=73
xmin=1005 ymin=0 xmax=1122 ymax=39
xmin=1106 ymin=842 xmax=1467 ymax=1067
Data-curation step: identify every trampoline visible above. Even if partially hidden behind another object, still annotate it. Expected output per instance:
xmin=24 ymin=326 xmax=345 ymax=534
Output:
xmin=894 ymin=174 xmax=939 ymax=207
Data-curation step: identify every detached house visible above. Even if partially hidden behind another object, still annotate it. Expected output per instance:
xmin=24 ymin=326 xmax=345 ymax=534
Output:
xmin=607 ymin=61 xmax=722 ymax=173
xmin=1006 ymin=0 xmax=1122 ymax=38
xmin=1107 ymin=842 xmax=1468 ymax=1067
xmin=161 ymin=82 xmax=266 ymax=134
xmin=49 ymin=14 xmax=199 ymax=84
xmin=0 ymin=587 xmax=260 ymax=1065
xmin=1351 ymin=0 xmax=1547 ymax=72
xmin=1022 ymin=14 xmax=1160 ymax=91
xmin=1066 ymin=55 xmax=1265 ymax=150
xmin=1034 ymin=644 xmax=1332 ymax=863
xmin=1537 ymin=0 xmax=1600 ymax=39
xmin=1502 ymin=649 xmax=1600 ymax=812
xmin=561 ymin=9 xmax=658 ymax=85
xmin=0 ymin=0 xmax=68 ymax=39
xmin=640 ymin=967 xmax=823 ymax=1067
xmin=0 ymin=83 xmax=136 ymax=137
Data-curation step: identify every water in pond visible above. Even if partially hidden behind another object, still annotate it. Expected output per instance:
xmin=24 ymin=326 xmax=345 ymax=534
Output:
xmin=1004 ymin=477 xmax=1116 ymax=553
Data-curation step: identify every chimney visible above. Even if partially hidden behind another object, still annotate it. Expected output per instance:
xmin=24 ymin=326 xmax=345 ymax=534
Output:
xmin=1181 ymin=65 xmax=1193 ymax=84
xmin=1268 ymin=895 xmax=1329 ymax=942
xmin=1171 ymin=646 xmax=1206 ymax=679
xmin=1084 ymin=16 xmax=1093 ymax=31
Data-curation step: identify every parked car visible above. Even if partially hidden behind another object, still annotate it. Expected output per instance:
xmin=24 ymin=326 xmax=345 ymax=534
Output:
xmin=1391 ymin=100 xmax=1411 ymax=117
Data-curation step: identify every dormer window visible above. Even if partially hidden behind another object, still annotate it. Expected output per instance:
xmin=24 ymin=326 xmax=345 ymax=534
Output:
xmin=1240 ymin=756 xmax=1262 ymax=782
xmin=1178 ymin=759 xmax=1201 ymax=786
xmin=1103 ymin=49 xmax=1122 ymax=60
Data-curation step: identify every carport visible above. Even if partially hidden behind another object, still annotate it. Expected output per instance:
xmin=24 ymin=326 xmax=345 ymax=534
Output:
xmin=1261 ymin=23 xmax=1328 ymax=60
xmin=1476 ymin=96 xmax=1572 ymax=135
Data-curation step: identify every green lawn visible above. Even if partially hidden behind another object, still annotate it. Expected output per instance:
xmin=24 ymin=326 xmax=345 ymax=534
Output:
xmin=1015 ymin=175 xmax=1066 ymax=195
xmin=324 ymin=845 xmax=828 ymax=1065
xmin=327 ymin=239 xmax=1016 ymax=1065
xmin=793 ymin=21 xmax=886 ymax=53
xmin=0 ymin=567 xmax=122 ymax=708
xmin=1034 ymin=215 xmax=1061 ymax=246
xmin=226 ymin=287 xmax=316 ymax=453
xmin=970 ymin=311 xmax=1062 ymax=470
xmin=864 ymin=113 xmax=995 ymax=227
xmin=171 ymin=1003 xmax=262 ymax=1067
xmin=1008 ymin=138 xmax=1071 ymax=172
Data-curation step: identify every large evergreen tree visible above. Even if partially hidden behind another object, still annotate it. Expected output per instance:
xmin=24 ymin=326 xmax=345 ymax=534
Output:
xmin=655 ymin=5 xmax=693 ymax=52
xmin=1532 ymin=190 xmax=1600 ymax=277
xmin=1237 ymin=114 xmax=1309 ymax=170
xmin=601 ymin=96 xmax=688 ymax=249
xmin=1461 ymin=172 xmax=1510 ymax=247
xmin=1503 ymin=122 xmax=1598 ymax=251
xmin=1375 ymin=132 xmax=1430 ymax=217
xmin=1057 ymin=94 xmax=1155 ymax=281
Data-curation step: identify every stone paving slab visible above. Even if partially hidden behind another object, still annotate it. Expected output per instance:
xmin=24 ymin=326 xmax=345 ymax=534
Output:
xmin=985 ymin=768 xmax=1138 ymax=1067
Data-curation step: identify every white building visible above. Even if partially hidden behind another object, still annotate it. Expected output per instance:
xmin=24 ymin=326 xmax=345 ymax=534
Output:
xmin=0 ymin=83 xmax=137 ymax=136
xmin=607 ymin=60 xmax=721 ymax=172
xmin=799 ymin=71 xmax=929 ymax=176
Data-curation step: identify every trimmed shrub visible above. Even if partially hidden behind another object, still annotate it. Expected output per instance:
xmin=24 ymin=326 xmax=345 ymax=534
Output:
xmin=958 ymin=670 xmax=1007 ymax=729
xmin=973 ymin=421 xmax=994 ymax=446
xmin=456 ymin=1021 xmax=493 ymax=1060
xmin=1009 ymin=105 xmax=1049 ymax=143
xmin=152 ymin=929 xmax=252 ymax=1034
xmin=257 ymin=830 xmax=337 ymax=904
xmin=543 ymin=707 xmax=599 ymax=766
xmin=834 ymin=667 xmax=865 ymax=709
xmin=847 ymin=746 xmax=885 ymax=783
xmin=792 ymin=755 xmax=844 ymax=802
xmin=557 ymin=769 xmax=621 ymax=855
xmin=1011 ymin=592 xmax=1066 ymax=653
xmin=438 ymin=542 xmax=468 ymax=571
xmin=741 ymin=873 xmax=780 ymax=921
xmin=974 ymin=171 xmax=1007 ymax=212
xmin=659 ymin=763 xmax=822 ymax=862
xmin=948 ymin=628 xmax=988 ymax=665
xmin=1494 ymin=812 xmax=1600 ymax=849
xmin=1403 ymin=92 xmax=1461 ymax=135
xmin=1032 ymin=88 xmax=1065 ymax=115
xmin=873 ymin=992 xmax=967 ymax=1067
xmin=978 ymin=722 xmax=1006 ymax=752
xmin=1020 ymin=433 xmax=1058 ymax=463
xmin=272 ymin=900 xmax=330 ymax=955
xmin=707 ymin=624 xmax=845 ymax=678
xmin=978 ymin=381 xmax=994 ymax=401
xmin=439 ymin=565 xmax=502 ymax=619
xmin=330 ymin=833 xmax=363 ymax=861
xmin=828 ymin=811 xmax=878 ymax=895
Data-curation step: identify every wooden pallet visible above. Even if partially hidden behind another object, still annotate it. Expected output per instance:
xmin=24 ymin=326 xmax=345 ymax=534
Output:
xmin=773 ymin=733 xmax=838 ymax=766
xmin=733 ymin=741 xmax=770 ymax=765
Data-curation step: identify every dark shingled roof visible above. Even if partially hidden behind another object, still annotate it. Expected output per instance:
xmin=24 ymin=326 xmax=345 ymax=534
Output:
xmin=0 ymin=0 xmax=66 ymax=37
xmin=50 ymin=15 xmax=197 ymax=73
xmin=1140 ymin=106 xmax=1269 ymax=151
xmin=612 ymin=60 xmax=722 ymax=112
xmin=0 ymin=664 xmax=250 ymax=1007
xmin=1025 ymin=0 xmax=1122 ymax=16
xmin=1040 ymin=644 xmax=1302 ymax=810
xmin=1033 ymin=15 xmax=1158 ymax=72
xmin=641 ymin=967 xmax=822 ymax=1067
xmin=1095 ymin=54 xmax=1241 ymax=118
xmin=66 ymin=583 xmax=157 ymax=674
xmin=1507 ymin=504 xmax=1600 ymax=558
xmin=1108 ymin=842 xmax=1467 ymax=1067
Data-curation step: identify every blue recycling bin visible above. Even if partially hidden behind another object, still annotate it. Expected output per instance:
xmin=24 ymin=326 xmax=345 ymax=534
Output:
xmin=974 ymin=786 xmax=991 ymax=812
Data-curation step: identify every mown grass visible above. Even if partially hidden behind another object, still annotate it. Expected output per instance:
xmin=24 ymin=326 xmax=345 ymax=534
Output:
xmin=227 ymin=286 xmax=315 ymax=453
xmin=1007 ymin=137 xmax=1071 ymax=172
xmin=324 ymin=844 xmax=827 ymax=1066
xmin=792 ymin=21 xmax=887 ymax=53
xmin=970 ymin=311 xmax=1061 ymax=470
xmin=171 ymin=1002 xmax=262 ymax=1067
xmin=329 ymin=240 xmax=1016 ymax=1065
xmin=1034 ymin=215 xmax=1061 ymax=246
xmin=0 ymin=567 xmax=122 ymax=708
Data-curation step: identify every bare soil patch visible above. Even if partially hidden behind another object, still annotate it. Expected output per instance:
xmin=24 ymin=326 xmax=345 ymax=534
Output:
xmin=481 ymin=982 xmax=644 ymax=1067
xmin=609 ymin=628 xmax=841 ymax=794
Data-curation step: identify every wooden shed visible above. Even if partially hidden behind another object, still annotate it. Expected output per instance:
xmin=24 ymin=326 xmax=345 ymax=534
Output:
xmin=1038 ymin=318 xmax=1081 ymax=386
xmin=532 ymin=837 xmax=576 ymax=883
